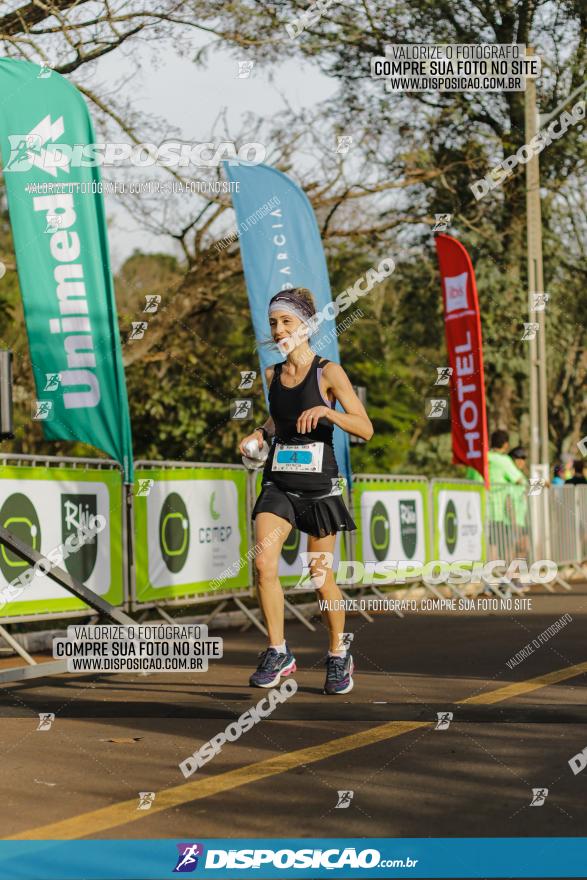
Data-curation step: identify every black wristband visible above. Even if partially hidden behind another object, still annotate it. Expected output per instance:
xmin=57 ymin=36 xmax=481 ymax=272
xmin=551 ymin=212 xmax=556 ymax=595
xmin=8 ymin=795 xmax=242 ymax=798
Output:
xmin=255 ymin=426 xmax=269 ymax=443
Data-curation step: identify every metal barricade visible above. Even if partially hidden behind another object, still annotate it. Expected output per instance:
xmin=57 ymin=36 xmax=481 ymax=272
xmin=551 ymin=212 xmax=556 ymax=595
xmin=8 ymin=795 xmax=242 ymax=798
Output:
xmin=486 ymin=482 xmax=586 ymax=591
xmin=577 ymin=486 xmax=587 ymax=563
xmin=548 ymin=484 xmax=587 ymax=586
xmin=133 ymin=460 xmax=256 ymax=622
xmin=549 ymin=485 xmax=581 ymax=565
xmin=486 ymin=483 xmax=534 ymax=564
xmin=350 ymin=474 xmax=431 ymax=610
xmin=0 ymin=453 xmax=126 ymax=624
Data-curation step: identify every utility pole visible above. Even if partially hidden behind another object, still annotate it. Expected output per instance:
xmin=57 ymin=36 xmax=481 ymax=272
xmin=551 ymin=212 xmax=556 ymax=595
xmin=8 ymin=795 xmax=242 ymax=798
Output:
xmin=0 ymin=350 xmax=13 ymax=439
xmin=524 ymin=48 xmax=551 ymax=558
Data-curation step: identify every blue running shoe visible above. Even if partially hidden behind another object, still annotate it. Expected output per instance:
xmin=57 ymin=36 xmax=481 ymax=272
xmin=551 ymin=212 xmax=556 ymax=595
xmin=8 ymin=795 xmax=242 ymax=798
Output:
xmin=249 ymin=645 xmax=296 ymax=688
xmin=324 ymin=653 xmax=354 ymax=695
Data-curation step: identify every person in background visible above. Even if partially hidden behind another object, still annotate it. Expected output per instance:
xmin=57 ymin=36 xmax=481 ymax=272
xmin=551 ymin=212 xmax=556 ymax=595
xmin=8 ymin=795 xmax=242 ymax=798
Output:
xmin=552 ymin=464 xmax=565 ymax=486
xmin=565 ymin=460 xmax=587 ymax=485
xmin=466 ymin=430 xmax=526 ymax=586
xmin=508 ymin=447 xmax=530 ymax=564
xmin=465 ymin=430 xmax=526 ymax=489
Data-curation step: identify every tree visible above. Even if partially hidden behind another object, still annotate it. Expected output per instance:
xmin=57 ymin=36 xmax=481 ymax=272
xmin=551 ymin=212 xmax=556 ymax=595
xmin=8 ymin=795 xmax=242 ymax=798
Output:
xmin=194 ymin=0 xmax=587 ymax=460
xmin=1 ymin=0 xmax=584 ymax=470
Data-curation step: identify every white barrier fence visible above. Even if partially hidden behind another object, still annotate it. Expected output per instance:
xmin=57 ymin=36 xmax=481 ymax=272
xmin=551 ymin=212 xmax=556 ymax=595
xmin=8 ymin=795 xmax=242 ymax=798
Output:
xmin=0 ymin=462 xmax=585 ymax=631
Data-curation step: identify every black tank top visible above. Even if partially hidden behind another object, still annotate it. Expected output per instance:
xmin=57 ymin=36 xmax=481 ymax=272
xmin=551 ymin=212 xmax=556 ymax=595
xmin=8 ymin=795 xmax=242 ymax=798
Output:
xmin=263 ymin=353 xmax=339 ymax=491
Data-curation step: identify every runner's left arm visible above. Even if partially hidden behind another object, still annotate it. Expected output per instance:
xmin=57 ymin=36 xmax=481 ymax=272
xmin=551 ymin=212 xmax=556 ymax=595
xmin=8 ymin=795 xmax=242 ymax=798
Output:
xmin=296 ymin=363 xmax=373 ymax=441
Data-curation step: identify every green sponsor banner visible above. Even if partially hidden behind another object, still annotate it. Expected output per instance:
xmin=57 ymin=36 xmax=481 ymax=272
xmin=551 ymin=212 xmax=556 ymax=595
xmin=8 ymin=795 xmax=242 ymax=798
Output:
xmin=134 ymin=468 xmax=249 ymax=602
xmin=432 ymin=480 xmax=486 ymax=562
xmin=0 ymin=59 xmax=133 ymax=481
xmin=353 ymin=479 xmax=431 ymax=573
xmin=0 ymin=466 xmax=123 ymax=619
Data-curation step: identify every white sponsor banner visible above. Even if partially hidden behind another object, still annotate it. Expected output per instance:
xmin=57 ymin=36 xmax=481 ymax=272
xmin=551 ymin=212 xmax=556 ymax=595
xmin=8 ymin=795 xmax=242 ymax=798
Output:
xmin=146 ymin=479 xmax=242 ymax=587
xmin=359 ymin=489 xmax=426 ymax=563
xmin=0 ymin=478 xmax=111 ymax=600
xmin=437 ymin=489 xmax=482 ymax=561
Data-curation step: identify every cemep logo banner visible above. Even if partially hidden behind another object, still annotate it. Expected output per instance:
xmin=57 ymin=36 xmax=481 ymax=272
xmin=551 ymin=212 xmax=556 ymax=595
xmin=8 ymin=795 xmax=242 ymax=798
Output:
xmin=0 ymin=59 xmax=133 ymax=482
xmin=224 ymin=160 xmax=351 ymax=489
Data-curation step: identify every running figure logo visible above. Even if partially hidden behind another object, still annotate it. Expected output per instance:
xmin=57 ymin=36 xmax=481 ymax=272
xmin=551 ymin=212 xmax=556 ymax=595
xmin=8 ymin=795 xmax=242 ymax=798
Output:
xmin=173 ymin=843 xmax=204 ymax=873
xmin=530 ymin=788 xmax=548 ymax=806
xmin=5 ymin=116 xmax=69 ymax=176
xmin=231 ymin=399 xmax=252 ymax=420
xmin=32 ymin=400 xmax=53 ymax=420
xmin=433 ymin=213 xmax=452 ymax=232
xmin=238 ymin=371 xmax=256 ymax=390
xmin=43 ymin=373 xmax=61 ymax=391
xmin=295 ymin=551 xmax=334 ymax=589
xmin=522 ymin=322 xmax=539 ymax=341
xmin=237 ymin=60 xmax=255 ymax=78
xmin=337 ymin=632 xmax=354 ymax=652
xmin=128 ymin=322 xmax=148 ymax=341
xmin=336 ymin=135 xmax=353 ymax=154
xmin=136 ymin=479 xmax=154 ymax=497
xmin=528 ymin=478 xmax=545 ymax=496
xmin=427 ymin=399 xmax=448 ymax=419
xmin=143 ymin=295 xmax=161 ymax=313
xmin=434 ymin=367 xmax=453 ymax=386
xmin=37 ymin=713 xmax=55 ymax=731
xmin=435 ymin=712 xmax=453 ymax=730
xmin=531 ymin=293 xmax=549 ymax=312
xmin=45 ymin=213 xmax=63 ymax=233
xmin=137 ymin=792 xmax=156 ymax=810
xmin=335 ymin=790 xmax=354 ymax=808
xmin=4 ymin=133 xmax=41 ymax=172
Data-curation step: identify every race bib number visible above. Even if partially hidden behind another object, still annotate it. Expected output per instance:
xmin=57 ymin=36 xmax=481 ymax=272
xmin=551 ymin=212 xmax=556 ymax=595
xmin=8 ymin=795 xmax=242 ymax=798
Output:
xmin=272 ymin=442 xmax=324 ymax=473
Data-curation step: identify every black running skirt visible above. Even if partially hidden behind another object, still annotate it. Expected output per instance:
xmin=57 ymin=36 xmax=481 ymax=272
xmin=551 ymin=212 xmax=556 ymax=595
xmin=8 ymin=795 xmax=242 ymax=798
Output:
xmin=252 ymin=481 xmax=357 ymax=539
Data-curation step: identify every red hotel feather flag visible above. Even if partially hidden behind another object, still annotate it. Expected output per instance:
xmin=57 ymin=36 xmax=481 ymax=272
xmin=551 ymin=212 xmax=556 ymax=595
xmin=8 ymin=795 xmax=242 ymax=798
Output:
xmin=434 ymin=234 xmax=489 ymax=486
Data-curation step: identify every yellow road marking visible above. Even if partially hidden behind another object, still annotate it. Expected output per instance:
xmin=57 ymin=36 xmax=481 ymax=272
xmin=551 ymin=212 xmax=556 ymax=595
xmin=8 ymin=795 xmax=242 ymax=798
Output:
xmin=7 ymin=721 xmax=428 ymax=840
xmin=8 ymin=658 xmax=587 ymax=840
xmin=460 ymin=659 xmax=587 ymax=705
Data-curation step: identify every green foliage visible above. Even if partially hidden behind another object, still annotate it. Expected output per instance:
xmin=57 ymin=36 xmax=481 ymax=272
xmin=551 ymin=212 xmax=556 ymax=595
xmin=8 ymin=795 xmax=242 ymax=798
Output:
xmin=0 ymin=0 xmax=585 ymax=473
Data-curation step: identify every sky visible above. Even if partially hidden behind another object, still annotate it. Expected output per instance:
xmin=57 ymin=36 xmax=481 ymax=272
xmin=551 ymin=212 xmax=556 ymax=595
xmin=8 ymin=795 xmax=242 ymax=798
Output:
xmin=92 ymin=35 xmax=337 ymax=269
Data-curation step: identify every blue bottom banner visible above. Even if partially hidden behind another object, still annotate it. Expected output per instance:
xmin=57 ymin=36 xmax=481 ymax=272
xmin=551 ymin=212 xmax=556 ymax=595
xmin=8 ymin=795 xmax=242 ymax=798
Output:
xmin=1 ymin=838 xmax=587 ymax=879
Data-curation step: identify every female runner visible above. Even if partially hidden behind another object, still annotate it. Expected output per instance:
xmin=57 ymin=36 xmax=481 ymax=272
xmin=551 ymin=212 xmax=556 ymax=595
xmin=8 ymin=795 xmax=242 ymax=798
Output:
xmin=238 ymin=287 xmax=373 ymax=695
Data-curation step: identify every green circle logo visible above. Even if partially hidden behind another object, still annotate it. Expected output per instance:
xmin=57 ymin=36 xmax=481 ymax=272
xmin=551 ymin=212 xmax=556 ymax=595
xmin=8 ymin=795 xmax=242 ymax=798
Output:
xmin=0 ymin=493 xmax=41 ymax=582
xmin=370 ymin=500 xmax=390 ymax=561
xmin=159 ymin=492 xmax=190 ymax=573
xmin=281 ymin=527 xmax=300 ymax=566
xmin=445 ymin=499 xmax=458 ymax=554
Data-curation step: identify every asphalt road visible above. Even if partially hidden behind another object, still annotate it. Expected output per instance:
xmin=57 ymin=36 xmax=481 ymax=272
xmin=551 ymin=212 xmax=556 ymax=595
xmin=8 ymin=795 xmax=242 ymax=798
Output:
xmin=1 ymin=587 xmax=586 ymax=846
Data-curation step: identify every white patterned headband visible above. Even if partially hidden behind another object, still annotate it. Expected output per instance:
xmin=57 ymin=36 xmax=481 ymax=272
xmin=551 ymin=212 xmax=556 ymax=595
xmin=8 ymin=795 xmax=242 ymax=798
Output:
xmin=268 ymin=292 xmax=315 ymax=325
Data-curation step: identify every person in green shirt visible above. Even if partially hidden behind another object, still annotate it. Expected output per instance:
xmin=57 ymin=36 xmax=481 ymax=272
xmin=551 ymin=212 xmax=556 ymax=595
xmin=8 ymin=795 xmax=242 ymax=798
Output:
xmin=508 ymin=447 xmax=529 ymax=527
xmin=466 ymin=430 xmax=526 ymax=558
